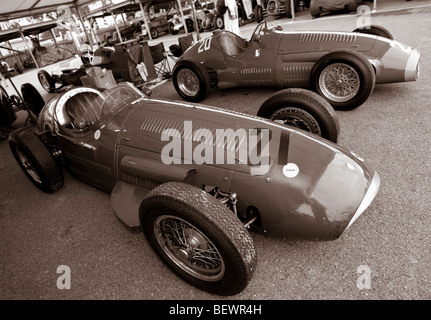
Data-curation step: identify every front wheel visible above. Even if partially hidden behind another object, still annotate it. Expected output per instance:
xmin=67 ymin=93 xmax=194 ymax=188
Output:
xmin=311 ymin=49 xmax=375 ymax=110
xmin=173 ymin=61 xmax=211 ymax=102
xmin=37 ymin=70 xmax=56 ymax=93
xmin=169 ymin=22 xmax=179 ymax=35
xmin=140 ymin=182 xmax=257 ymax=296
xmin=9 ymin=128 xmax=63 ymax=193
xmin=214 ymin=15 xmax=224 ymax=29
xmin=257 ymin=88 xmax=339 ymax=143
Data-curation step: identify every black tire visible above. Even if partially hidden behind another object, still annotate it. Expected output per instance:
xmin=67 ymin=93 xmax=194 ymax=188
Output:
xmin=353 ymin=25 xmax=394 ymax=40
xmin=186 ymin=19 xmax=194 ymax=32
xmin=0 ymin=85 xmax=17 ymax=126
xmin=173 ymin=61 xmax=211 ymax=102
xmin=21 ymin=83 xmax=45 ymax=116
xmin=9 ymin=128 xmax=63 ymax=193
xmin=14 ymin=63 xmax=23 ymax=74
xmin=254 ymin=6 xmax=263 ymax=22
xmin=150 ymin=28 xmax=158 ymax=39
xmin=214 ymin=15 xmax=224 ymax=29
xmin=310 ymin=49 xmax=375 ymax=110
xmin=139 ymin=182 xmax=257 ymax=296
xmin=257 ymin=88 xmax=339 ymax=143
xmin=169 ymin=22 xmax=179 ymax=35
xmin=37 ymin=70 xmax=56 ymax=93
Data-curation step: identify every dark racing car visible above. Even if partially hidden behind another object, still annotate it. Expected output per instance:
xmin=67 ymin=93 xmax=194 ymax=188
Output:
xmin=172 ymin=19 xmax=420 ymax=110
xmin=8 ymin=82 xmax=380 ymax=295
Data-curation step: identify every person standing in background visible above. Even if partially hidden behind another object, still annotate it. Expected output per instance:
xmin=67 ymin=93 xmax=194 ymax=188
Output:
xmin=223 ymin=0 xmax=242 ymax=37
xmin=242 ymin=0 xmax=254 ymax=20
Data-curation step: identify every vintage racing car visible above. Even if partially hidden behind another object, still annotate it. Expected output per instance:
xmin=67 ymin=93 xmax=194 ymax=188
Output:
xmin=8 ymin=82 xmax=380 ymax=295
xmin=37 ymin=42 xmax=151 ymax=94
xmin=172 ymin=19 xmax=420 ymax=110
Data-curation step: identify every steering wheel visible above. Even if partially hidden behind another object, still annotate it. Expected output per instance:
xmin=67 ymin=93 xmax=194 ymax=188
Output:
xmin=81 ymin=48 xmax=94 ymax=64
xmin=251 ymin=20 xmax=267 ymax=42
xmin=250 ymin=19 xmax=283 ymax=43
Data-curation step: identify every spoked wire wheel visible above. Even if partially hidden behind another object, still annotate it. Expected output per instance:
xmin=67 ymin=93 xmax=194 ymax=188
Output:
xmin=270 ymin=107 xmax=322 ymax=136
xmin=154 ymin=215 xmax=225 ymax=281
xmin=311 ymin=49 xmax=375 ymax=110
xmin=173 ymin=61 xmax=211 ymax=102
xmin=140 ymin=182 xmax=256 ymax=296
xmin=319 ymin=63 xmax=360 ymax=103
xmin=176 ymin=68 xmax=199 ymax=97
xmin=257 ymin=88 xmax=339 ymax=143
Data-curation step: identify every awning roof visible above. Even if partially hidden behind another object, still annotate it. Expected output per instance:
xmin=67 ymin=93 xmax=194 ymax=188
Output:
xmin=0 ymin=0 xmax=96 ymax=22
xmin=0 ymin=0 xmax=173 ymax=21
xmin=0 ymin=20 xmax=58 ymax=43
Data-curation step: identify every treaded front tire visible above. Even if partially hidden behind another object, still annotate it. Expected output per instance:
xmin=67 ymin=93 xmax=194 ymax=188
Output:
xmin=140 ymin=182 xmax=257 ymax=296
xmin=9 ymin=128 xmax=63 ymax=193
xmin=257 ymin=88 xmax=339 ymax=143
xmin=37 ymin=70 xmax=56 ymax=93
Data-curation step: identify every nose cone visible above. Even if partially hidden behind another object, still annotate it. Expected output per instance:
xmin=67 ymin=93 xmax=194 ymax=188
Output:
xmin=261 ymin=131 xmax=380 ymax=240
xmin=405 ymin=49 xmax=420 ymax=82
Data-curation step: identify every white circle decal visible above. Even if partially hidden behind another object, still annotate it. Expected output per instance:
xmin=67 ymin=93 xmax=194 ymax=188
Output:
xmin=283 ymin=163 xmax=299 ymax=178
xmin=94 ymin=129 xmax=101 ymax=140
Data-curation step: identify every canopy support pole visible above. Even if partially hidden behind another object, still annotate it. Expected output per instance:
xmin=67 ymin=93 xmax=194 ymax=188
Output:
xmin=19 ymin=31 xmax=39 ymax=69
xmin=139 ymin=1 xmax=152 ymax=41
xmin=74 ymin=2 xmax=94 ymax=47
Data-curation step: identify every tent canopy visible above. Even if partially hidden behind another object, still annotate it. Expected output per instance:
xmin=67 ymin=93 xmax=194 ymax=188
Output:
xmin=0 ymin=1 xmax=98 ymax=22
xmin=0 ymin=21 xmax=58 ymax=43
xmin=0 ymin=0 xmax=176 ymax=22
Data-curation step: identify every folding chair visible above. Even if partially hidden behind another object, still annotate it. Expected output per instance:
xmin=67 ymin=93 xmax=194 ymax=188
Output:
xmin=178 ymin=34 xmax=194 ymax=54
xmin=149 ymin=42 xmax=172 ymax=79
xmin=168 ymin=34 xmax=195 ymax=61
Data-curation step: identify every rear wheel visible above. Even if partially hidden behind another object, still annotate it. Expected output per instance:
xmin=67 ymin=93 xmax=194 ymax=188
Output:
xmin=0 ymin=85 xmax=16 ymax=126
xmin=21 ymin=83 xmax=45 ymax=117
xmin=37 ymin=70 xmax=56 ymax=93
xmin=9 ymin=128 xmax=63 ymax=193
xmin=140 ymin=182 xmax=256 ymax=296
xmin=14 ymin=63 xmax=23 ymax=74
xmin=169 ymin=22 xmax=179 ymax=35
xmin=257 ymin=88 xmax=339 ymax=143
xmin=254 ymin=6 xmax=264 ymax=22
xmin=150 ymin=28 xmax=159 ymax=39
xmin=173 ymin=61 xmax=211 ymax=102
xmin=311 ymin=50 xmax=375 ymax=110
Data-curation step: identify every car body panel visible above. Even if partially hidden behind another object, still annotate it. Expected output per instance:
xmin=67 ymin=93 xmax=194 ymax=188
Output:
xmin=175 ymin=24 xmax=419 ymax=91
xmin=36 ymin=83 xmax=379 ymax=240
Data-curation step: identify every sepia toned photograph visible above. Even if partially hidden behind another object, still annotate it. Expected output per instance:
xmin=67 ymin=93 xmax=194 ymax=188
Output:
xmin=1 ymin=0 xmax=430 ymax=307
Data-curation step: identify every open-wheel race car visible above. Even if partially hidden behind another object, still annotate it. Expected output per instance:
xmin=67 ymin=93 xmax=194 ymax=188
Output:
xmin=37 ymin=40 xmax=153 ymax=95
xmin=8 ymin=82 xmax=380 ymax=295
xmin=172 ymin=19 xmax=420 ymax=110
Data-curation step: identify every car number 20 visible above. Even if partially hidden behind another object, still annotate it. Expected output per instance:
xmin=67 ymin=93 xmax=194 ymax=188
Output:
xmin=198 ymin=37 xmax=212 ymax=53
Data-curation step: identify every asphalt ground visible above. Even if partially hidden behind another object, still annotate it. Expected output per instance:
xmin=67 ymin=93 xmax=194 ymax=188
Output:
xmin=1 ymin=2 xmax=431 ymax=302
